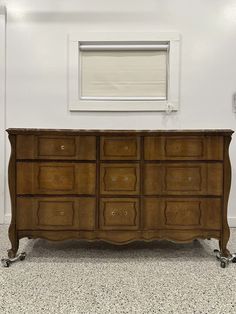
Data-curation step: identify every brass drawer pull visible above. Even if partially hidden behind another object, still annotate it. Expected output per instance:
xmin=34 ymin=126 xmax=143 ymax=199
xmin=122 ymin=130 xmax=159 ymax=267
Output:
xmin=56 ymin=210 xmax=65 ymax=216
xmin=111 ymin=210 xmax=128 ymax=216
xmin=60 ymin=145 xmax=65 ymax=150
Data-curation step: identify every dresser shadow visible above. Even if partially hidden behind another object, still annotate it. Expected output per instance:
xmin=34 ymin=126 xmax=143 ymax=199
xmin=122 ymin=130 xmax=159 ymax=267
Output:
xmin=19 ymin=238 xmax=217 ymax=264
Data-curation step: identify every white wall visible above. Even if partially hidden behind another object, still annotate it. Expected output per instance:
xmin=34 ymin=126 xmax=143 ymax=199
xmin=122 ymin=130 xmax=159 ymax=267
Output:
xmin=0 ymin=5 xmax=6 ymax=224
xmin=2 ymin=0 xmax=236 ymax=225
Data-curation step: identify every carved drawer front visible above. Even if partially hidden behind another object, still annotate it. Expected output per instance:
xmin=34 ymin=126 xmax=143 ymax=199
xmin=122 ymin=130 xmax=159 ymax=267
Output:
xmin=100 ymin=164 xmax=140 ymax=195
xmin=143 ymin=163 xmax=223 ymax=195
xmin=100 ymin=137 xmax=140 ymax=160
xmin=144 ymin=136 xmax=223 ymax=160
xmin=16 ymin=135 xmax=96 ymax=160
xmin=16 ymin=197 xmax=96 ymax=230
xmin=100 ymin=198 xmax=139 ymax=230
xmin=143 ymin=198 xmax=221 ymax=230
xmin=17 ymin=162 xmax=96 ymax=195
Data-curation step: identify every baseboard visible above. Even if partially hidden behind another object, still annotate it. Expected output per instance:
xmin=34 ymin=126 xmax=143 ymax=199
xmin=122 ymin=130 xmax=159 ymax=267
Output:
xmin=228 ymin=217 xmax=236 ymax=228
xmin=3 ymin=213 xmax=236 ymax=227
xmin=3 ymin=213 xmax=10 ymax=224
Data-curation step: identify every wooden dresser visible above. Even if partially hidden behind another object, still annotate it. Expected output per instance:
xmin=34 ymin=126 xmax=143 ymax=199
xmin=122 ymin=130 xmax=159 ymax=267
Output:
xmin=5 ymin=128 xmax=234 ymax=264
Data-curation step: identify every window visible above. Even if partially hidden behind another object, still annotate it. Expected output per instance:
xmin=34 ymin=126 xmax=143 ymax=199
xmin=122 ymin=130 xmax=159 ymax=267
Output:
xmin=68 ymin=33 xmax=180 ymax=111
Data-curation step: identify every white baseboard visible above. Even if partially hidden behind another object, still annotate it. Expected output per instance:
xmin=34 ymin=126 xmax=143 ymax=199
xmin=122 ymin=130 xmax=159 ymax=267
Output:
xmin=3 ymin=213 xmax=10 ymax=224
xmin=3 ymin=213 xmax=236 ymax=227
xmin=228 ymin=217 xmax=236 ymax=228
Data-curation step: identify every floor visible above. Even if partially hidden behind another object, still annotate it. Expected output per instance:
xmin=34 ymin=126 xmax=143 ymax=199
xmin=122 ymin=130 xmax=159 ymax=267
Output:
xmin=0 ymin=225 xmax=236 ymax=314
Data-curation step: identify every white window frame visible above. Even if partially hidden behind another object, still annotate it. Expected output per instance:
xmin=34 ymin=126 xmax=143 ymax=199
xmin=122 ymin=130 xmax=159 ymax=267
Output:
xmin=68 ymin=32 xmax=180 ymax=112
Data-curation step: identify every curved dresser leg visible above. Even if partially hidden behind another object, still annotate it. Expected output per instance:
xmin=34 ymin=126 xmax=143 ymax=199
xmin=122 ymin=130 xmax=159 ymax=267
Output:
xmin=1 ymin=226 xmax=26 ymax=267
xmin=1 ymin=133 xmax=26 ymax=267
xmin=213 ymin=135 xmax=235 ymax=268
xmin=8 ymin=224 xmax=19 ymax=258
xmin=219 ymin=232 xmax=230 ymax=258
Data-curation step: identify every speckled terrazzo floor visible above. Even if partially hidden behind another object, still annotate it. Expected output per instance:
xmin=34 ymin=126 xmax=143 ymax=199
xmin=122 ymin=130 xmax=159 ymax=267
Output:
xmin=0 ymin=226 xmax=236 ymax=314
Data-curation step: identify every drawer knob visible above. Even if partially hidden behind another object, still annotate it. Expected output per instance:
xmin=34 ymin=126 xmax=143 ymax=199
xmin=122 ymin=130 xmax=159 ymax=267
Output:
xmin=60 ymin=145 xmax=65 ymax=150
xmin=124 ymin=210 xmax=128 ymax=216
xmin=111 ymin=211 xmax=116 ymax=216
xmin=124 ymin=146 xmax=129 ymax=150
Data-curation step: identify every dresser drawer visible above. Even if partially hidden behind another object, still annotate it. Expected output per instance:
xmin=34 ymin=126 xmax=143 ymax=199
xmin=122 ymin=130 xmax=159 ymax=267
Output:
xmin=100 ymin=137 xmax=140 ymax=160
xmin=143 ymin=163 xmax=223 ymax=195
xmin=143 ymin=198 xmax=221 ymax=230
xmin=16 ymin=135 xmax=96 ymax=160
xmin=17 ymin=162 xmax=96 ymax=195
xmin=100 ymin=198 xmax=139 ymax=230
xmin=16 ymin=197 xmax=96 ymax=230
xmin=100 ymin=163 xmax=140 ymax=195
xmin=144 ymin=136 xmax=223 ymax=160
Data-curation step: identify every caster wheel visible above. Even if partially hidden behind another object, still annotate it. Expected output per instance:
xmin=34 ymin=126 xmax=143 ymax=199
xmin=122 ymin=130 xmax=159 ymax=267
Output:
xmin=220 ymin=261 xmax=226 ymax=268
xmin=214 ymin=250 xmax=220 ymax=260
xmin=19 ymin=253 xmax=26 ymax=261
xmin=214 ymin=249 xmax=219 ymax=253
xmin=1 ymin=259 xmax=10 ymax=268
xmin=232 ymin=257 xmax=236 ymax=263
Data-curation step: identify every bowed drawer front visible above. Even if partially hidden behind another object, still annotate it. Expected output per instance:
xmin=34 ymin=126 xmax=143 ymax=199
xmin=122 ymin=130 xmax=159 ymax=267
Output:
xmin=100 ymin=137 xmax=140 ymax=160
xmin=143 ymin=163 xmax=223 ymax=195
xmin=144 ymin=136 xmax=223 ymax=160
xmin=17 ymin=162 xmax=96 ymax=195
xmin=100 ymin=163 xmax=140 ymax=195
xmin=142 ymin=198 xmax=221 ymax=230
xmin=16 ymin=135 xmax=96 ymax=160
xmin=100 ymin=198 xmax=139 ymax=230
xmin=16 ymin=197 xmax=96 ymax=230
xmin=6 ymin=128 xmax=233 ymax=253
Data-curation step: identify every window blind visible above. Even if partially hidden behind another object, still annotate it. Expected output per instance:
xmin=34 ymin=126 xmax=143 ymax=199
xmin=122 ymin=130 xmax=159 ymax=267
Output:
xmin=80 ymin=48 xmax=168 ymax=100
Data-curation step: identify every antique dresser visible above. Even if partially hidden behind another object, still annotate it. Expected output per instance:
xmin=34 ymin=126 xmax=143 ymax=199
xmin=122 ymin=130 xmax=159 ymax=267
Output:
xmin=3 ymin=128 xmax=235 ymax=267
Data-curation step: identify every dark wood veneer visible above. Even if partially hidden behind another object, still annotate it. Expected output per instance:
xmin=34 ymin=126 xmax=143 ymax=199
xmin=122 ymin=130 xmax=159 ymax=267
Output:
xmin=6 ymin=128 xmax=234 ymax=259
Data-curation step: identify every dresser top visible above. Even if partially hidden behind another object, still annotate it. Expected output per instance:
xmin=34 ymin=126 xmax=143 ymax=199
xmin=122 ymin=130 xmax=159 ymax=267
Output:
xmin=6 ymin=128 xmax=234 ymax=136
